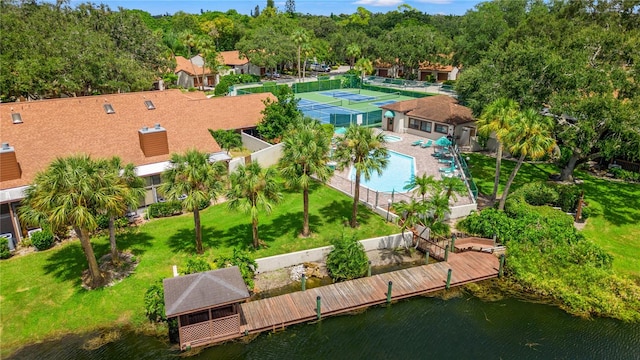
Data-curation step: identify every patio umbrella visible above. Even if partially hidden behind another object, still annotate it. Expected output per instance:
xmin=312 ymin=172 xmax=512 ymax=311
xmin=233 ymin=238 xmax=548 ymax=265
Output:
xmin=435 ymin=136 xmax=451 ymax=146
xmin=335 ymin=127 xmax=347 ymax=135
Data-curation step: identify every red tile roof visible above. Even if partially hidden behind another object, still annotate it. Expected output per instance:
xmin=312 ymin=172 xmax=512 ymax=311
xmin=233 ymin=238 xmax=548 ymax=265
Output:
xmin=382 ymin=95 xmax=474 ymax=125
xmin=0 ymin=90 xmax=274 ymax=189
xmin=218 ymin=51 xmax=248 ymax=66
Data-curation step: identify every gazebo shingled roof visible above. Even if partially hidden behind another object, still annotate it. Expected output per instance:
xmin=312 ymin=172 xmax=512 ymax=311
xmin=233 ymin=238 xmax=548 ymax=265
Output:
xmin=163 ymin=266 xmax=250 ymax=318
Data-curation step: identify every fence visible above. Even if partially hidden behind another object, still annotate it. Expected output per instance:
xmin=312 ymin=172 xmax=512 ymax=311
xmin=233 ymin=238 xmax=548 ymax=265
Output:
xmin=361 ymin=84 xmax=432 ymax=98
xmin=329 ymin=109 xmax=382 ymax=127
xmin=236 ymin=82 xmax=289 ymax=95
xmin=457 ymin=154 xmax=478 ymax=199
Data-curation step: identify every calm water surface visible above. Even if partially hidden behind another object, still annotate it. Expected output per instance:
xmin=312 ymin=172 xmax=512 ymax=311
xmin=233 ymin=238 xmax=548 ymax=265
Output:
xmin=10 ymin=293 xmax=640 ymax=360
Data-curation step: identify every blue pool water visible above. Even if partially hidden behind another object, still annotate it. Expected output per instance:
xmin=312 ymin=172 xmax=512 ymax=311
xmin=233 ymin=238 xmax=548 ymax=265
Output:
xmin=383 ymin=135 xmax=402 ymax=142
xmin=350 ymin=150 xmax=415 ymax=193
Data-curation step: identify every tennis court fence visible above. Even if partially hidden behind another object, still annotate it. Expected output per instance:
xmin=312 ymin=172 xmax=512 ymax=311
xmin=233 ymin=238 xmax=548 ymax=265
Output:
xmin=348 ymin=92 xmax=400 ymax=105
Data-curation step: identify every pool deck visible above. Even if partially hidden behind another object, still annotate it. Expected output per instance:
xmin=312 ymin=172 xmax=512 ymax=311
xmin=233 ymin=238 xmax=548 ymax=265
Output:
xmin=328 ymin=130 xmax=475 ymax=211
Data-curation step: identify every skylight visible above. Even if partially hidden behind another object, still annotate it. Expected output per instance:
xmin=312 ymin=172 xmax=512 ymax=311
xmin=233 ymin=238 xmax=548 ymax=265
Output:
xmin=11 ymin=113 xmax=23 ymax=124
xmin=103 ymin=104 xmax=115 ymax=114
xmin=144 ymin=100 xmax=156 ymax=110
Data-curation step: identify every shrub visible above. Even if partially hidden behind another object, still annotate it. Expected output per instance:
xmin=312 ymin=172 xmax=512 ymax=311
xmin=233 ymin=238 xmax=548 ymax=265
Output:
xmin=555 ymin=184 xmax=581 ymax=212
xmin=0 ymin=238 xmax=11 ymax=259
xmin=326 ymin=233 xmax=368 ymax=282
xmin=144 ymin=280 xmax=166 ymax=322
xmin=95 ymin=214 xmax=129 ymax=231
xmin=610 ymin=168 xmax=640 ymax=182
xmin=215 ymin=247 xmax=258 ymax=290
xmin=147 ymin=201 xmax=182 ymax=218
xmin=520 ymin=182 xmax=558 ymax=206
xmin=183 ymin=256 xmax=212 ymax=275
xmin=30 ymin=229 xmax=55 ymax=251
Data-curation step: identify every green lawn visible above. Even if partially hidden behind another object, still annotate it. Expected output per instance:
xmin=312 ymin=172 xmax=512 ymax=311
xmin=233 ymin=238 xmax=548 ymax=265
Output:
xmin=466 ymin=153 xmax=640 ymax=279
xmin=0 ymin=182 xmax=398 ymax=356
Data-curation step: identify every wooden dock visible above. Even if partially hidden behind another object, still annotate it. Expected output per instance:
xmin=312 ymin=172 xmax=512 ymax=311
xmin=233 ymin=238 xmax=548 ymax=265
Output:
xmin=238 ymin=251 xmax=499 ymax=335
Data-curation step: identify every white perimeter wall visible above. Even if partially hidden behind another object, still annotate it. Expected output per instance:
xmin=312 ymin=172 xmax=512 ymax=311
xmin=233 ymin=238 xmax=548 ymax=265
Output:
xmin=254 ymin=233 xmax=414 ymax=273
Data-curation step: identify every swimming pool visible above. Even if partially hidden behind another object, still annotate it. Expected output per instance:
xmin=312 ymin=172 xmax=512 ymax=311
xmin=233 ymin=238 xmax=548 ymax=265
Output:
xmin=350 ymin=150 xmax=415 ymax=193
xmin=383 ymin=135 xmax=402 ymax=142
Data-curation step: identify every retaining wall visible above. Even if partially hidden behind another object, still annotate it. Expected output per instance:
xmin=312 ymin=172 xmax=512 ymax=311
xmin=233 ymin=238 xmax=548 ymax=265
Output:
xmin=254 ymin=233 xmax=412 ymax=274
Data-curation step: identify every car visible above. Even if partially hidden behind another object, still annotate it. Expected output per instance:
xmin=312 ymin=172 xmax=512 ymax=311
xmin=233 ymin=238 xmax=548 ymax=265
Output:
xmin=264 ymin=70 xmax=280 ymax=78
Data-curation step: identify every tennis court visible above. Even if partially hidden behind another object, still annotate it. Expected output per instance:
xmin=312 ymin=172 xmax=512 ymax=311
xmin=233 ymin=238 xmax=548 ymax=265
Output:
xmin=296 ymin=88 xmax=419 ymax=127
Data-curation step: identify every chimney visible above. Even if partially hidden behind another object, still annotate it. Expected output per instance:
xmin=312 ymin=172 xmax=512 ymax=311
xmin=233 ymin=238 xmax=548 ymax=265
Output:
xmin=0 ymin=143 xmax=21 ymax=182
xmin=138 ymin=124 xmax=169 ymax=157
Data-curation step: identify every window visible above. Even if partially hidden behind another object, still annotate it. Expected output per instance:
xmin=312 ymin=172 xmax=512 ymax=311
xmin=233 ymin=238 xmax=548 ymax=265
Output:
xmin=408 ymin=118 xmax=432 ymax=133
xmin=144 ymin=100 xmax=155 ymax=110
xmin=103 ymin=104 xmax=115 ymax=114
xmin=11 ymin=113 xmax=23 ymax=124
xmin=435 ymin=124 xmax=448 ymax=134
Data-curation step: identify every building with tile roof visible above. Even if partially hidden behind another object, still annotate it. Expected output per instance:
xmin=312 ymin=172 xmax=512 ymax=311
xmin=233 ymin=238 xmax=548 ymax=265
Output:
xmin=0 ymin=89 xmax=274 ymax=245
xmin=381 ymin=95 xmax=476 ymax=145
xmin=175 ymin=56 xmax=216 ymax=89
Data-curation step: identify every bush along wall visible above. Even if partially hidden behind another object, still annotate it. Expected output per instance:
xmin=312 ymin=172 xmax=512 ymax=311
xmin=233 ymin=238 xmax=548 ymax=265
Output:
xmin=147 ymin=201 xmax=183 ymax=219
xmin=458 ymin=187 xmax=640 ymax=321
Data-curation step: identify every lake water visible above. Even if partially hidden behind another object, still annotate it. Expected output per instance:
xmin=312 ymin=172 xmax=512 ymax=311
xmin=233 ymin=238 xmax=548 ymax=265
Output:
xmin=10 ymin=289 xmax=640 ymax=360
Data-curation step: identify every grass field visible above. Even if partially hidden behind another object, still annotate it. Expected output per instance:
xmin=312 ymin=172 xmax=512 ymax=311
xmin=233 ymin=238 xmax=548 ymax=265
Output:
xmin=0 ymin=182 xmax=398 ymax=356
xmin=466 ymin=153 xmax=640 ymax=280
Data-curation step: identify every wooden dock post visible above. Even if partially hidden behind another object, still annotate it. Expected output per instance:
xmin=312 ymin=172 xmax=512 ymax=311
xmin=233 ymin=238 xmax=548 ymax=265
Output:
xmin=367 ymin=260 xmax=372 ymax=277
xmin=387 ymin=281 xmax=393 ymax=303
xmin=446 ymin=269 xmax=452 ymax=289
xmin=499 ymin=254 xmax=505 ymax=278
xmin=425 ymin=249 xmax=430 ymax=265
xmin=450 ymin=234 xmax=457 ymax=252
xmin=316 ymin=296 xmax=321 ymax=320
xmin=445 ymin=245 xmax=449 ymax=262
xmin=301 ymin=274 xmax=306 ymax=291
xmin=493 ymin=233 xmax=496 ymax=247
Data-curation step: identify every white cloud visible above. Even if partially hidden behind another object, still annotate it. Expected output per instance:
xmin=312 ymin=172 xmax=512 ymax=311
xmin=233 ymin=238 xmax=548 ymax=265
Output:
xmin=415 ymin=0 xmax=454 ymax=4
xmin=353 ymin=0 xmax=404 ymax=6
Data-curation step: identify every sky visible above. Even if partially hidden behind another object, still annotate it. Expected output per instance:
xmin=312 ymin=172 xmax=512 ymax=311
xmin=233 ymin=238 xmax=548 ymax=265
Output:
xmin=64 ymin=0 xmax=484 ymax=16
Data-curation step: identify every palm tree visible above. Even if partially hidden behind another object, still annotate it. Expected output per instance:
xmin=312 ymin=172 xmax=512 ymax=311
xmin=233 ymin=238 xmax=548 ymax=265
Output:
xmin=160 ymin=150 xmax=226 ymax=254
xmin=279 ymin=117 xmax=332 ymax=237
xmin=346 ymin=43 xmax=361 ymax=69
xmin=476 ymin=98 xmax=520 ymax=201
xmin=19 ymin=155 xmax=123 ymax=288
xmin=291 ymin=28 xmax=309 ymax=82
xmin=393 ymin=198 xmax=428 ymax=247
xmin=227 ymin=162 xmax=282 ymax=248
xmin=334 ymin=125 xmax=388 ymax=228
xmin=403 ymin=174 xmax=438 ymax=202
xmin=439 ymin=177 xmax=467 ymax=203
xmin=498 ymin=109 xmax=557 ymax=210
xmin=103 ymin=157 xmax=144 ymax=264
xmin=354 ymin=58 xmax=373 ymax=86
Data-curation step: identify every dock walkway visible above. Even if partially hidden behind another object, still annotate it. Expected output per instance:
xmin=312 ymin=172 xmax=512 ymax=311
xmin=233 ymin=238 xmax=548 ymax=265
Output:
xmin=239 ymin=251 xmax=499 ymax=334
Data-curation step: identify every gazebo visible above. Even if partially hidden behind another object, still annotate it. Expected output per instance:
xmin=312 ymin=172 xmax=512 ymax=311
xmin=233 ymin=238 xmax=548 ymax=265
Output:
xmin=163 ymin=266 xmax=250 ymax=350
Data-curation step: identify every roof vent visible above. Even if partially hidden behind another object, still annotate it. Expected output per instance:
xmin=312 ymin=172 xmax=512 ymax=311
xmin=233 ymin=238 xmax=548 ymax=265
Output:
xmin=11 ymin=113 xmax=23 ymax=124
xmin=144 ymin=100 xmax=156 ymax=110
xmin=103 ymin=104 xmax=115 ymax=114
xmin=1 ymin=142 xmax=10 ymax=151
xmin=154 ymin=123 xmax=161 ymax=129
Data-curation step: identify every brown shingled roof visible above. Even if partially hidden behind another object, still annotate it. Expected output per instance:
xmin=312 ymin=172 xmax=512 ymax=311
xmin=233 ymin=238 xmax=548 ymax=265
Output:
xmin=218 ymin=51 xmax=248 ymax=66
xmin=381 ymin=95 xmax=474 ymax=125
xmin=163 ymin=266 xmax=250 ymax=317
xmin=174 ymin=56 xmax=214 ymax=76
xmin=0 ymin=90 xmax=274 ymax=189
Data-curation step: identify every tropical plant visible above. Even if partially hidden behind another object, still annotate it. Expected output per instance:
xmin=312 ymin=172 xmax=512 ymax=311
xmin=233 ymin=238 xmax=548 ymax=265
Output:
xmin=393 ymin=198 xmax=428 ymax=246
xmin=160 ymin=150 xmax=227 ymax=254
xmin=227 ymin=162 xmax=282 ymax=248
xmin=215 ymin=247 xmax=258 ymax=290
xmin=0 ymin=237 xmax=11 ymax=259
xmin=257 ymin=86 xmax=302 ymax=143
xmin=333 ymin=125 xmax=388 ymax=227
xmin=403 ymin=174 xmax=438 ymax=202
xmin=291 ymin=28 xmax=309 ymax=81
xmin=498 ymin=109 xmax=557 ymax=210
xmin=144 ymin=280 xmax=166 ymax=323
xmin=326 ymin=232 xmax=369 ymax=281
xmin=208 ymin=129 xmax=242 ymax=154
xmin=354 ymin=57 xmax=373 ymax=85
xmin=476 ymin=98 xmax=520 ymax=201
xmin=103 ymin=157 xmax=144 ymax=264
xmin=346 ymin=43 xmax=361 ymax=69
xmin=18 ymin=155 xmax=124 ymax=288
xmin=279 ymin=117 xmax=332 ymax=237
xmin=183 ymin=256 xmax=212 ymax=274
xmin=440 ymin=177 xmax=467 ymax=202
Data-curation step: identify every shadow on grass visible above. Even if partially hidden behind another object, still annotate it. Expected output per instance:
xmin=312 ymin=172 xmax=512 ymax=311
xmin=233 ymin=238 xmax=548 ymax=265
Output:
xmin=43 ymin=229 xmax=154 ymax=287
xmin=259 ymin=211 xmax=322 ymax=242
xmin=318 ymin=199 xmax=372 ymax=226
xmin=166 ymin=225 xmax=225 ymax=253
xmin=580 ymin=175 xmax=640 ymax=226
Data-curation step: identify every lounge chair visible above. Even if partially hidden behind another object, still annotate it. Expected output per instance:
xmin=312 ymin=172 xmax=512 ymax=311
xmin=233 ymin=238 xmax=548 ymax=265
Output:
xmin=411 ymin=140 xmax=424 ymax=146
xmin=439 ymin=165 xmax=457 ymax=173
xmin=438 ymin=158 xmax=454 ymax=164
xmin=420 ymin=140 xmax=433 ymax=148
